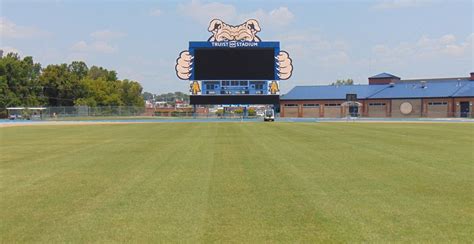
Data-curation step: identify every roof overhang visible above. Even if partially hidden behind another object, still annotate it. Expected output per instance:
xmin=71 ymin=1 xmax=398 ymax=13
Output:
xmin=6 ymin=107 xmax=46 ymax=110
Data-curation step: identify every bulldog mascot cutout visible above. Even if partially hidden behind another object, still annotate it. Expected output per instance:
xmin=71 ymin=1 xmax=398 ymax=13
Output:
xmin=175 ymin=19 xmax=293 ymax=82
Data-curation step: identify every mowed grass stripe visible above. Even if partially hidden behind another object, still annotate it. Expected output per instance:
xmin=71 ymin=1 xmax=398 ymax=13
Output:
xmin=0 ymin=123 xmax=473 ymax=242
xmin=257 ymin=123 xmax=473 ymax=241
xmin=1 ymin=124 xmax=214 ymax=242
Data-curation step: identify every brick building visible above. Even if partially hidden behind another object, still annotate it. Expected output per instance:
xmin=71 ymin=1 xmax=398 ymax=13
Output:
xmin=280 ymin=73 xmax=474 ymax=118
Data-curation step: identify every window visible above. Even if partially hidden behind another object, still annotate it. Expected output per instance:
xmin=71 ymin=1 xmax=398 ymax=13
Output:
xmin=251 ymin=81 xmax=265 ymax=90
xmin=240 ymin=81 xmax=248 ymax=86
xmin=284 ymin=104 xmax=298 ymax=107
xmin=428 ymin=102 xmax=448 ymax=105
xmin=231 ymin=80 xmax=239 ymax=86
xmin=369 ymin=103 xmax=386 ymax=106
xmin=222 ymin=81 xmax=230 ymax=86
xmin=303 ymin=104 xmax=319 ymax=107
xmin=324 ymin=103 xmax=341 ymax=107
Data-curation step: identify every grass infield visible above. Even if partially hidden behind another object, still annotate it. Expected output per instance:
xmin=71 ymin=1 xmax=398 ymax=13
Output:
xmin=1 ymin=122 xmax=473 ymax=242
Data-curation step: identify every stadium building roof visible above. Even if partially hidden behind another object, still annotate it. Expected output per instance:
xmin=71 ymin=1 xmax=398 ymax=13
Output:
xmin=282 ymin=77 xmax=473 ymax=100
xmin=281 ymin=84 xmax=386 ymax=100
xmin=369 ymin=79 xmax=470 ymax=99
xmin=452 ymin=80 xmax=474 ymax=97
xmin=369 ymin=73 xmax=400 ymax=79
xmin=6 ymin=107 xmax=47 ymax=110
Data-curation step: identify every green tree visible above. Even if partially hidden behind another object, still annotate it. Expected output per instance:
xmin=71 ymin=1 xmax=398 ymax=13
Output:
xmin=40 ymin=63 xmax=81 ymax=106
xmin=142 ymin=92 xmax=155 ymax=101
xmin=1 ymin=52 xmax=146 ymax=113
xmin=88 ymin=66 xmax=117 ymax=81
xmin=0 ymin=53 xmax=43 ymax=112
xmin=68 ymin=61 xmax=88 ymax=80
xmin=74 ymin=97 xmax=97 ymax=107
xmin=120 ymin=79 xmax=144 ymax=106
xmin=77 ymin=77 xmax=116 ymax=106
xmin=154 ymin=91 xmax=190 ymax=105
xmin=331 ymin=78 xmax=354 ymax=86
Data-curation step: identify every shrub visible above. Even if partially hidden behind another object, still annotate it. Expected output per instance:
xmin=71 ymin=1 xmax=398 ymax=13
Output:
xmin=248 ymin=108 xmax=256 ymax=116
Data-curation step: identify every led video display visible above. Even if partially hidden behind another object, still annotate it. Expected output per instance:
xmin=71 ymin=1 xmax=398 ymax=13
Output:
xmin=193 ymin=48 xmax=275 ymax=80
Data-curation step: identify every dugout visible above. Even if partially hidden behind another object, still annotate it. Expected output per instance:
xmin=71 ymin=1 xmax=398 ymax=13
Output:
xmin=7 ymin=107 xmax=46 ymax=120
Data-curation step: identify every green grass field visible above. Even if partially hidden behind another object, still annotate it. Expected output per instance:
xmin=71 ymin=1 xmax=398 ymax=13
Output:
xmin=1 ymin=122 xmax=473 ymax=242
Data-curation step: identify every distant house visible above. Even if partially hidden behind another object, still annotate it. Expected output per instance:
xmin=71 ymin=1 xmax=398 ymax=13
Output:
xmin=175 ymin=100 xmax=189 ymax=108
xmin=154 ymin=101 xmax=168 ymax=108
xmin=280 ymin=72 xmax=474 ymax=118
xmin=145 ymin=100 xmax=154 ymax=109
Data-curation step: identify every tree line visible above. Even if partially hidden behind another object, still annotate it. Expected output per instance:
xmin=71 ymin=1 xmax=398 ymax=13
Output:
xmin=0 ymin=53 xmax=145 ymax=114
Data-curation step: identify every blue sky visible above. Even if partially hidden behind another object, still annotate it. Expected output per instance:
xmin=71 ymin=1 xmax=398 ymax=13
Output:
xmin=1 ymin=0 xmax=472 ymax=93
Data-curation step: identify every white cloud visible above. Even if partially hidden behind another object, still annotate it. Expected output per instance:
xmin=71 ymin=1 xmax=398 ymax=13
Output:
xmin=372 ymin=0 xmax=434 ymax=9
xmin=178 ymin=0 xmax=236 ymax=24
xmin=0 ymin=46 xmax=20 ymax=56
xmin=239 ymin=7 xmax=294 ymax=28
xmin=90 ymin=41 xmax=116 ymax=53
xmin=67 ymin=52 xmax=89 ymax=63
xmin=90 ymin=30 xmax=126 ymax=40
xmin=373 ymin=33 xmax=473 ymax=60
xmin=268 ymin=7 xmax=294 ymax=24
xmin=149 ymin=8 xmax=163 ymax=17
xmin=319 ymin=51 xmax=350 ymax=67
xmin=70 ymin=29 xmax=124 ymax=54
xmin=178 ymin=0 xmax=294 ymax=28
xmin=71 ymin=41 xmax=88 ymax=52
xmin=278 ymin=29 xmax=350 ymax=65
xmin=439 ymin=34 xmax=456 ymax=45
xmin=71 ymin=40 xmax=116 ymax=54
xmin=0 ymin=17 xmax=49 ymax=39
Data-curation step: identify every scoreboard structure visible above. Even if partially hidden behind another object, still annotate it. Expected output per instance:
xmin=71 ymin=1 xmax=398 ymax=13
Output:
xmin=175 ymin=19 xmax=292 ymax=105
xmin=189 ymin=41 xmax=280 ymax=105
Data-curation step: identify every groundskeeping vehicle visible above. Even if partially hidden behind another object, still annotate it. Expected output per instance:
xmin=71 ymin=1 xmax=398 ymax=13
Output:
xmin=264 ymin=109 xmax=275 ymax=122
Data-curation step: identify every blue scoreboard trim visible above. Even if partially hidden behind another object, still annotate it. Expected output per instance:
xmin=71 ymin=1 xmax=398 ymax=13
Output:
xmin=188 ymin=41 xmax=280 ymax=81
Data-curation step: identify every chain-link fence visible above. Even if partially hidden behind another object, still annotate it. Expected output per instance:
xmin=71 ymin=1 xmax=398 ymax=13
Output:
xmin=154 ymin=108 xmax=263 ymax=119
xmin=2 ymin=106 xmax=266 ymax=120
xmin=45 ymin=106 xmax=146 ymax=118
xmin=2 ymin=105 xmax=472 ymax=120
xmin=3 ymin=106 xmax=148 ymax=120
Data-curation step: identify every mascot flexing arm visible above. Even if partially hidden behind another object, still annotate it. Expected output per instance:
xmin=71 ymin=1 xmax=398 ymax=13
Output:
xmin=175 ymin=19 xmax=293 ymax=80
